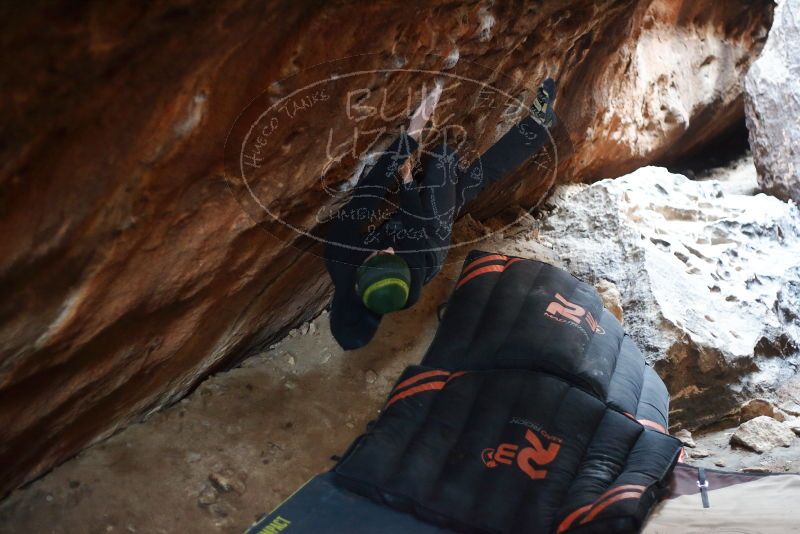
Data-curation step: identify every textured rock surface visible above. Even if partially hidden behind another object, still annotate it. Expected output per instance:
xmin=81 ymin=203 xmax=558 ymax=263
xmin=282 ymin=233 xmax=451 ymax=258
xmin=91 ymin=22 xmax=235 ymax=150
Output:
xmin=785 ymin=419 xmax=800 ymax=436
xmin=534 ymin=163 xmax=800 ymax=428
xmin=0 ymin=0 xmax=773 ymax=496
xmin=730 ymin=415 xmax=796 ymax=453
xmin=740 ymin=398 xmax=779 ymax=423
xmin=745 ymin=0 xmax=800 ymax=202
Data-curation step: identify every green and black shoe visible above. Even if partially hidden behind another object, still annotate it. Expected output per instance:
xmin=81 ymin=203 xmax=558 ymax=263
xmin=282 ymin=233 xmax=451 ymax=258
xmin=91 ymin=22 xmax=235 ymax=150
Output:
xmin=530 ymin=77 xmax=556 ymax=128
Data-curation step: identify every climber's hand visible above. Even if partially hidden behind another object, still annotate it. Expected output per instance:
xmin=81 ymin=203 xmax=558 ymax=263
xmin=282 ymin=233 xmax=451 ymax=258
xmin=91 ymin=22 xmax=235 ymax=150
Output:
xmin=401 ymin=159 xmax=414 ymax=184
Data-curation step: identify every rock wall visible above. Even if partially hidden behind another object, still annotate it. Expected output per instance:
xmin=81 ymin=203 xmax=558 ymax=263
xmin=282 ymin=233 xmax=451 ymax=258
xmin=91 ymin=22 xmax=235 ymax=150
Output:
xmin=0 ymin=0 xmax=772 ymax=496
xmin=534 ymin=164 xmax=800 ymax=429
xmin=745 ymin=0 xmax=800 ymax=203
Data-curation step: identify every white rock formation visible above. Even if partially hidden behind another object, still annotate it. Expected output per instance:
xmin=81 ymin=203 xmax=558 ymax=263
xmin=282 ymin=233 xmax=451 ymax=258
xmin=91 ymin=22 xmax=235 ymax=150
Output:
xmin=531 ymin=164 xmax=800 ymax=427
xmin=730 ymin=415 xmax=795 ymax=453
xmin=745 ymin=0 xmax=800 ymax=202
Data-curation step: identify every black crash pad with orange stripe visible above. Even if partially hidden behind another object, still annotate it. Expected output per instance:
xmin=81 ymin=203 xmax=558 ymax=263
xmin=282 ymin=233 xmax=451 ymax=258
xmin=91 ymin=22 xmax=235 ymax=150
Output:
xmin=423 ymin=251 xmax=670 ymax=433
xmin=333 ymin=251 xmax=681 ymax=533
xmin=334 ymin=366 xmax=680 ymax=533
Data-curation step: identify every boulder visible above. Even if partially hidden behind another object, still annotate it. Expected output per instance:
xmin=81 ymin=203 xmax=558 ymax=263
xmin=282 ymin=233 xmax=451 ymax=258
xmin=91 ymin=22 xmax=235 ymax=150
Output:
xmin=688 ymin=448 xmax=711 ymax=459
xmin=534 ymin=165 xmax=800 ymax=428
xmin=731 ymin=415 xmax=795 ymax=453
xmin=745 ymin=0 xmax=800 ymax=203
xmin=0 ymin=0 xmax=774 ymax=497
xmin=740 ymin=399 xmax=779 ymax=423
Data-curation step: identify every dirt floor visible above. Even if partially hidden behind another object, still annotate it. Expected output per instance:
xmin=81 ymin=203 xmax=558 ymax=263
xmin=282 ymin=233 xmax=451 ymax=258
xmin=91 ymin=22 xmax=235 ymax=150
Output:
xmin=2 ymin=213 xmax=798 ymax=534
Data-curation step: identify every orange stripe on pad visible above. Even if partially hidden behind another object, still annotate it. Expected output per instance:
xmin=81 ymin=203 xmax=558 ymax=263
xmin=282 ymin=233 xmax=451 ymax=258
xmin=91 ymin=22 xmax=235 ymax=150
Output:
xmin=556 ymin=504 xmax=593 ymax=534
xmin=393 ymin=370 xmax=451 ymax=392
xmin=386 ymin=381 xmax=446 ymax=407
xmin=456 ymin=255 xmax=526 ymax=290
xmin=557 ymin=484 xmax=645 ymax=533
xmin=461 ymin=254 xmax=508 ymax=275
xmin=456 ymin=265 xmax=506 ymax=289
xmin=447 ymin=371 xmax=466 ymax=382
xmin=385 ymin=371 xmax=468 ymax=408
xmin=579 ymin=491 xmax=644 ymax=524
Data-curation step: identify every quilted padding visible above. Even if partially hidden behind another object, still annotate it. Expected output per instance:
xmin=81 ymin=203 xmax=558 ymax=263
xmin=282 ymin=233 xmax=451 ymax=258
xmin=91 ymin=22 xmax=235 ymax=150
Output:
xmin=335 ymin=367 xmax=680 ymax=533
xmin=334 ymin=251 xmax=682 ymax=533
xmin=423 ymin=251 xmax=668 ymax=432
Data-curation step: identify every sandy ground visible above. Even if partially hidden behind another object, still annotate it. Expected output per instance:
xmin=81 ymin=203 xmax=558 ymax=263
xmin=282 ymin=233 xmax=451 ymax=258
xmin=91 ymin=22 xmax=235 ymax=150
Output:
xmin=2 ymin=205 xmax=798 ymax=533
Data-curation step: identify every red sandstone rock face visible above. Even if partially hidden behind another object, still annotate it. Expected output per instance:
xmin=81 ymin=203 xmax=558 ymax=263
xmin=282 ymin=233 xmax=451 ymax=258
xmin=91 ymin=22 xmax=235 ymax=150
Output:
xmin=0 ymin=0 xmax=772 ymax=497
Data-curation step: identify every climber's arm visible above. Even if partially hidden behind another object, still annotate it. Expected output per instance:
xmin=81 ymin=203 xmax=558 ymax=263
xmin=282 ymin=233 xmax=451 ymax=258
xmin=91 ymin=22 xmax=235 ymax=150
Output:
xmin=347 ymin=132 xmax=418 ymax=214
xmin=325 ymin=133 xmax=418 ymax=262
xmin=468 ymin=78 xmax=556 ymax=188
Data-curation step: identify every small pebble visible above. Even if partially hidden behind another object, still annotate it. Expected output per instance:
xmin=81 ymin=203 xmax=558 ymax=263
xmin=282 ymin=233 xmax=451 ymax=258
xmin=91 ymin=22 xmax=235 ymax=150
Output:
xmin=673 ymin=429 xmax=696 ymax=448
xmin=209 ymin=470 xmax=246 ymax=494
xmin=741 ymin=466 xmax=771 ymax=474
xmin=197 ymin=485 xmax=218 ymax=506
xmin=365 ymin=370 xmax=378 ymax=384
xmin=209 ymin=503 xmax=230 ymax=518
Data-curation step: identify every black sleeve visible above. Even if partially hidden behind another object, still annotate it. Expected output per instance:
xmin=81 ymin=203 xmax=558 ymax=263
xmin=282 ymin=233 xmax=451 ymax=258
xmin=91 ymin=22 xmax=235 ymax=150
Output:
xmin=398 ymin=181 xmax=425 ymax=222
xmin=329 ymin=282 xmax=382 ymax=350
xmin=348 ymin=133 xmax=418 ymax=212
xmin=325 ymin=133 xmax=418 ymax=265
xmin=399 ymin=175 xmax=452 ymax=249
xmin=470 ymin=114 xmax=551 ymax=188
